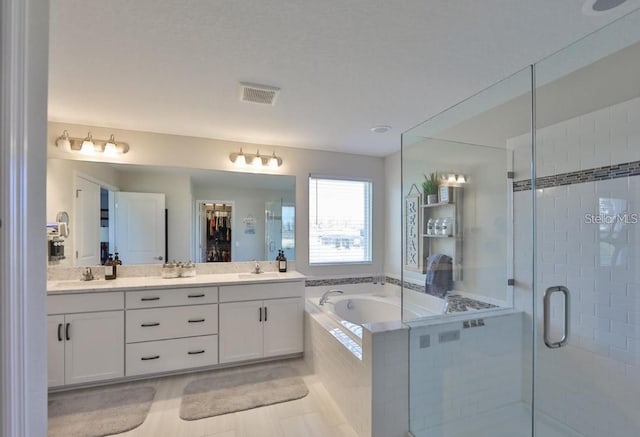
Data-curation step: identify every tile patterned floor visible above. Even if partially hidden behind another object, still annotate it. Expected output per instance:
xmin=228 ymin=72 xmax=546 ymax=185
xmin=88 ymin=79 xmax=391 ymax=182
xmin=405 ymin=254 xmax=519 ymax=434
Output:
xmin=49 ymin=359 xmax=359 ymax=437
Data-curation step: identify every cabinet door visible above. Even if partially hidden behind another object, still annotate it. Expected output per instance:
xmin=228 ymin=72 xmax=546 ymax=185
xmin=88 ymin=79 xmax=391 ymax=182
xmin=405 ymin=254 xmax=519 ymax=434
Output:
xmin=64 ymin=311 xmax=124 ymax=385
xmin=47 ymin=315 xmax=65 ymax=387
xmin=219 ymin=301 xmax=263 ymax=363
xmin=263 ymin=297 xmax=303 ymax=358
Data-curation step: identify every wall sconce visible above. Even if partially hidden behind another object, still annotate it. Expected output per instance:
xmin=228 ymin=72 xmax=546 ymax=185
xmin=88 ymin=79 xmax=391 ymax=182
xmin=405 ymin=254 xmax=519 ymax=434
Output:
xmin=55 ymin=130 xmax=130 ymax=155
xmin=229 ymin=148 xmax=282 ymax=169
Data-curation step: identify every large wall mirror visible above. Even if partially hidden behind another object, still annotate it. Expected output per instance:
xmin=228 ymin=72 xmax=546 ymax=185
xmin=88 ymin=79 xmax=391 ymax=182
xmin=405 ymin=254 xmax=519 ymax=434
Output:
xmin=47 ymin=158 xmax=295 ymax=266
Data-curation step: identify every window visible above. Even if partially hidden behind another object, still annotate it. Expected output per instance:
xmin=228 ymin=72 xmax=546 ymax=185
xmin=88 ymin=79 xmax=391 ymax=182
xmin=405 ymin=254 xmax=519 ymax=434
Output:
xmin=309 ymin=176 xmax=372 ymax=264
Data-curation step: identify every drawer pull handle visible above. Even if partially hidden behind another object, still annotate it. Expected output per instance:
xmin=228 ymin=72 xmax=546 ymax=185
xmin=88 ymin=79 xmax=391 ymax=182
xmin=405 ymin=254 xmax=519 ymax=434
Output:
xmin=188 ymin=318 xmax=205 ymax=323
xmin=141 ymin=322 xmax=160 ymax=327
xmin=188 ymin=293 xmax=205 ymax=298
xmin=141 ymin=355 xmax=160 ymax=361
xmin=259 ymin=307 xmax=262 ymax=322
xmin=57 ymin=323 xmax=63 ymax=342
xmin=264 ymin=306 xmax=268 ymax=322
xmin=141 ymin=297 xmax=160 ymax=302
xmin=65 ymin=323 xmax=71 ymax=341
xmin=188 ymin=350 xmax=205 ymax=355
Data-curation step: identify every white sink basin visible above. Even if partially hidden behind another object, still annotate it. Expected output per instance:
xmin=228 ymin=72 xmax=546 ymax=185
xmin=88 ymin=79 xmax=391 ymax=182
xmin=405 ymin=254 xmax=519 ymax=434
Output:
xmin=51 ymin=279 xmax=105 ymax=288
xmin=236 ymin=272 xmax=280 ymax=279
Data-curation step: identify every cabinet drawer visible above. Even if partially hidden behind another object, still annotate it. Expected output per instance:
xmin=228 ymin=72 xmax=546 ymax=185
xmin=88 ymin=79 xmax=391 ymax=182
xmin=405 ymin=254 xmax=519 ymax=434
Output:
xmin=219 ymin=281 xmax=304 ymax=303
xmin=47 ymin=292 xmax=124 ymax=314
xmin=126 ymin=286 xmax=218 ymax=309
xmin=126 ymin=335 xmax=218 ymax=376
xmin=126 ymin=304 xmax=218 ymax=343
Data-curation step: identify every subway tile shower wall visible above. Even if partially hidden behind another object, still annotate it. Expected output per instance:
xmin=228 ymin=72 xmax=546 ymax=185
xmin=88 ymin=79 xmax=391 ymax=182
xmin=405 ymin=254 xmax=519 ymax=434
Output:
xmin=509 ymin=95 xmax=640 ymax=435
xmin=408 ymin=312 xmax=524 ymax=436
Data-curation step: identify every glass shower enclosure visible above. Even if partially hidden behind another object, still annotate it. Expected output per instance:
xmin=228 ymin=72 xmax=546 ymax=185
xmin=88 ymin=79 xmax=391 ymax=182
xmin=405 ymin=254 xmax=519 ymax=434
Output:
xmin=401 ymin=8 xmax=640 ymax=437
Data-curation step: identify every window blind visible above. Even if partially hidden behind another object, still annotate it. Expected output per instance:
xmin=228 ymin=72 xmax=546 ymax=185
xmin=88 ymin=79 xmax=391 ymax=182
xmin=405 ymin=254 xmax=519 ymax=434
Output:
xmin=309 ymin=176 xmax=372 ymax=264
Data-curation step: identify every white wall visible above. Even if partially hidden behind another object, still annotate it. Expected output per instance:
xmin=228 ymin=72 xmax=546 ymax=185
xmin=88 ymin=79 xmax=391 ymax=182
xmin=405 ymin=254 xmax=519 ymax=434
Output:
xmin=385 ymin=151 xmax=402 ymax=278
xmin=399 ymin=137 xmax=509 ymax=303
xmin=48 ymin=121 xmax=386 ymax=277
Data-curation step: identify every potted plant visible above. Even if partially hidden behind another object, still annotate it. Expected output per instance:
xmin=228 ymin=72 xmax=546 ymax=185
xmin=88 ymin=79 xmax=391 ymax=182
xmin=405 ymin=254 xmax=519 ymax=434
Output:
xmin=422 ymin=173 xmax=439 ymax=204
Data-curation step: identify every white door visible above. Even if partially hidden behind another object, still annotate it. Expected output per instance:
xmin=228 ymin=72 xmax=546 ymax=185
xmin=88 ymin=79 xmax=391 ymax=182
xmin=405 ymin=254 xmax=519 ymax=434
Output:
xmin=263 ymin=297 xmax=304 ymax=357
xmin=47 ymin=315 xmax=65 ymax=387
xmin=74 ymin=176 xmax=101 ymax=266
xmin=219 ymin=301 xmax=263 ymax=363
xmin=115 ymin=192 xmax=165 ymax=264
xmin=64 ymin=311 xmax=124 ymax=385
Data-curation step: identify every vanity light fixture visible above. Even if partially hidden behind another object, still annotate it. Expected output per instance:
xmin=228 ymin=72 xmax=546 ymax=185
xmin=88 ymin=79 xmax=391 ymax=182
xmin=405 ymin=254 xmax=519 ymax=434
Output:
xmin=230 ymin=148 xmax=282 ymax=169
xmin=55 ymin=131 xmax=130 ymax=155
xmin=443 ymin=173 xmax=467 ymax=185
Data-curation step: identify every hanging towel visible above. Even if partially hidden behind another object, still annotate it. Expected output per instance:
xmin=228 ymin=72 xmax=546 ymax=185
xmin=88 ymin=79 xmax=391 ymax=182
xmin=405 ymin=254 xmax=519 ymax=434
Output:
xmin=425 ymin=254 xmax=453 ymax=298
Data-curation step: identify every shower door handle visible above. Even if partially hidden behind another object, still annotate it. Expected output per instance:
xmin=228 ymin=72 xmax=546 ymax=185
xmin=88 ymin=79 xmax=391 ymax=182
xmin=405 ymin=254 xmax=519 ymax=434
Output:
xmin=543 ymin=286 xmax=570 ymax=349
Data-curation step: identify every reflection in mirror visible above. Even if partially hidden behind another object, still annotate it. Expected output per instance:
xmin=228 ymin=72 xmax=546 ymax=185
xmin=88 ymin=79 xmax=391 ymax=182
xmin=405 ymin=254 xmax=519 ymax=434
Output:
xmin=47 ymin=158 xmax=295 ymax=266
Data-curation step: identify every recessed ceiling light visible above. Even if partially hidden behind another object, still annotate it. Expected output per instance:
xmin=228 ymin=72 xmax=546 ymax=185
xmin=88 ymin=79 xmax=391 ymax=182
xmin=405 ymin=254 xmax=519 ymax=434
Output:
xmin=371 ymin=125 xmax=392 ymax=134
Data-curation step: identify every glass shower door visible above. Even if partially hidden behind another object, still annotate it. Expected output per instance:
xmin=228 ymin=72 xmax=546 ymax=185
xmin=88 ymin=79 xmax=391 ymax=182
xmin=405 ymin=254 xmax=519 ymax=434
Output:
xmin=533 ymin=9 xmax=640 ymax=436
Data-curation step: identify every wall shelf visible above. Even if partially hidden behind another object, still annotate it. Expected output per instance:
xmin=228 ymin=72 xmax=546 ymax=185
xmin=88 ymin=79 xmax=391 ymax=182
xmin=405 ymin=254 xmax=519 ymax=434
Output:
xmin=421 ymin=186 xmax=463 ymax=280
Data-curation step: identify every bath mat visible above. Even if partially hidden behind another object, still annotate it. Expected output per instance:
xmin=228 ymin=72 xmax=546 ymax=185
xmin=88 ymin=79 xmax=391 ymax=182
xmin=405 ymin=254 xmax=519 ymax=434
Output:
xmin=180 ymin=365 xmax=308 ymax=420
xmin=48 ymin=385 xmax=155 ymax=437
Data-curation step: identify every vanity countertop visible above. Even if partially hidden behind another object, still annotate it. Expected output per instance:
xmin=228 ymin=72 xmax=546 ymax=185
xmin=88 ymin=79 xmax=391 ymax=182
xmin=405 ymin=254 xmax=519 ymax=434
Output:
xmin=47 ymin=271 xmax=306 ymax=294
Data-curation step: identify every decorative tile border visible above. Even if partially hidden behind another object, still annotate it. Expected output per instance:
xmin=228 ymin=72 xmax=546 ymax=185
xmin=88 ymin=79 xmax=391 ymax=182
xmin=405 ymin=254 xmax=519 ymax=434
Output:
xmin=513 ymin=160 xmax=640 ymax=192
xmin=305 ymin=276 xmax=376 ymax=287
xmin=309 ymin=276 xmax=497 ymax=313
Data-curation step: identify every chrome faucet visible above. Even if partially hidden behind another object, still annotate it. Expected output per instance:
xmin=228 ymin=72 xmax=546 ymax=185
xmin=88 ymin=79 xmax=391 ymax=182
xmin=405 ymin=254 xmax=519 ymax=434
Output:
xmin=253 ymin=261 xmax=262 ymax=274
xmin=319 ymin=289 xmax=344 ymax=305
xmin=81 ymin=267 xmax=94 ymax=281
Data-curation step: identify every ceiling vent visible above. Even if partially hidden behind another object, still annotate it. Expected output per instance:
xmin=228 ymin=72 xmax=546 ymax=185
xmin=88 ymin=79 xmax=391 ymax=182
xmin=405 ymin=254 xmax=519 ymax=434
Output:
xmin=238 ymin=82 xmax=280 ymax=105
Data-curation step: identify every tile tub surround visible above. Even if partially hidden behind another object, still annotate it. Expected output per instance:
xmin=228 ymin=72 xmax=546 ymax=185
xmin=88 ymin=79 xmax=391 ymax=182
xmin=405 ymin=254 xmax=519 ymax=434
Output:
xmin=304 ymin=310 xmax=409 ymax=437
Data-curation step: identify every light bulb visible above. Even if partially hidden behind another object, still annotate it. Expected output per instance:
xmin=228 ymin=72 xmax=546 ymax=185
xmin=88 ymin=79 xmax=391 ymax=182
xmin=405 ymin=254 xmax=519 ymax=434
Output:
xmin=56 ymin=130 xmax=72 ymax=152
xmin=104 ymin=135 xmax=118 ymax=156
xmin=80 ymin=133 xmax=95 ymax=155
xmin=253 ymin=151 xmax=262 ymax=168
xmin=235 ymin=149 xmax=246 ymax=166
xmin=268 ymin=154 xmax=279 ymax=169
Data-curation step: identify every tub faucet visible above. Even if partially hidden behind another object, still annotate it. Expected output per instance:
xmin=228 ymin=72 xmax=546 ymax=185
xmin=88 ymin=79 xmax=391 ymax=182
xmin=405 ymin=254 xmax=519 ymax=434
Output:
xmin=442 ymin=300 xmax=450 ymax=314
xmin=319 ymin=289 xmax=344 ymax=305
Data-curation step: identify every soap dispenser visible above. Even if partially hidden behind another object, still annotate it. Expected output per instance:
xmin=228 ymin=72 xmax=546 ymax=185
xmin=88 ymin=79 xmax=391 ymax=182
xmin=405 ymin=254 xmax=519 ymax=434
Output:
xmin=278 ymin=250 xmax=287 ymax=273
xmin=105 ymin=254 xmax=117 ymax=280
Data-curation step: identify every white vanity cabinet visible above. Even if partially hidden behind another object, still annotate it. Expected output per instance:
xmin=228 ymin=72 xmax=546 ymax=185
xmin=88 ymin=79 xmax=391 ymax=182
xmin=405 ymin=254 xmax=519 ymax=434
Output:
xmin=218 ymin=281 xmax=304 ymax=364
xmin=47 ymin=292 xmax=125 ymax=387
xmin=125 ymin=286 xmax=219 ymax=376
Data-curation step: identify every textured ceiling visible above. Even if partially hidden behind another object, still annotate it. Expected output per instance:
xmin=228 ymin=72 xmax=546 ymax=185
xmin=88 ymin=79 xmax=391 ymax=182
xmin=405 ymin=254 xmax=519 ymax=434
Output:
xmin=48 ymin=0 xmax=639 ymax=157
